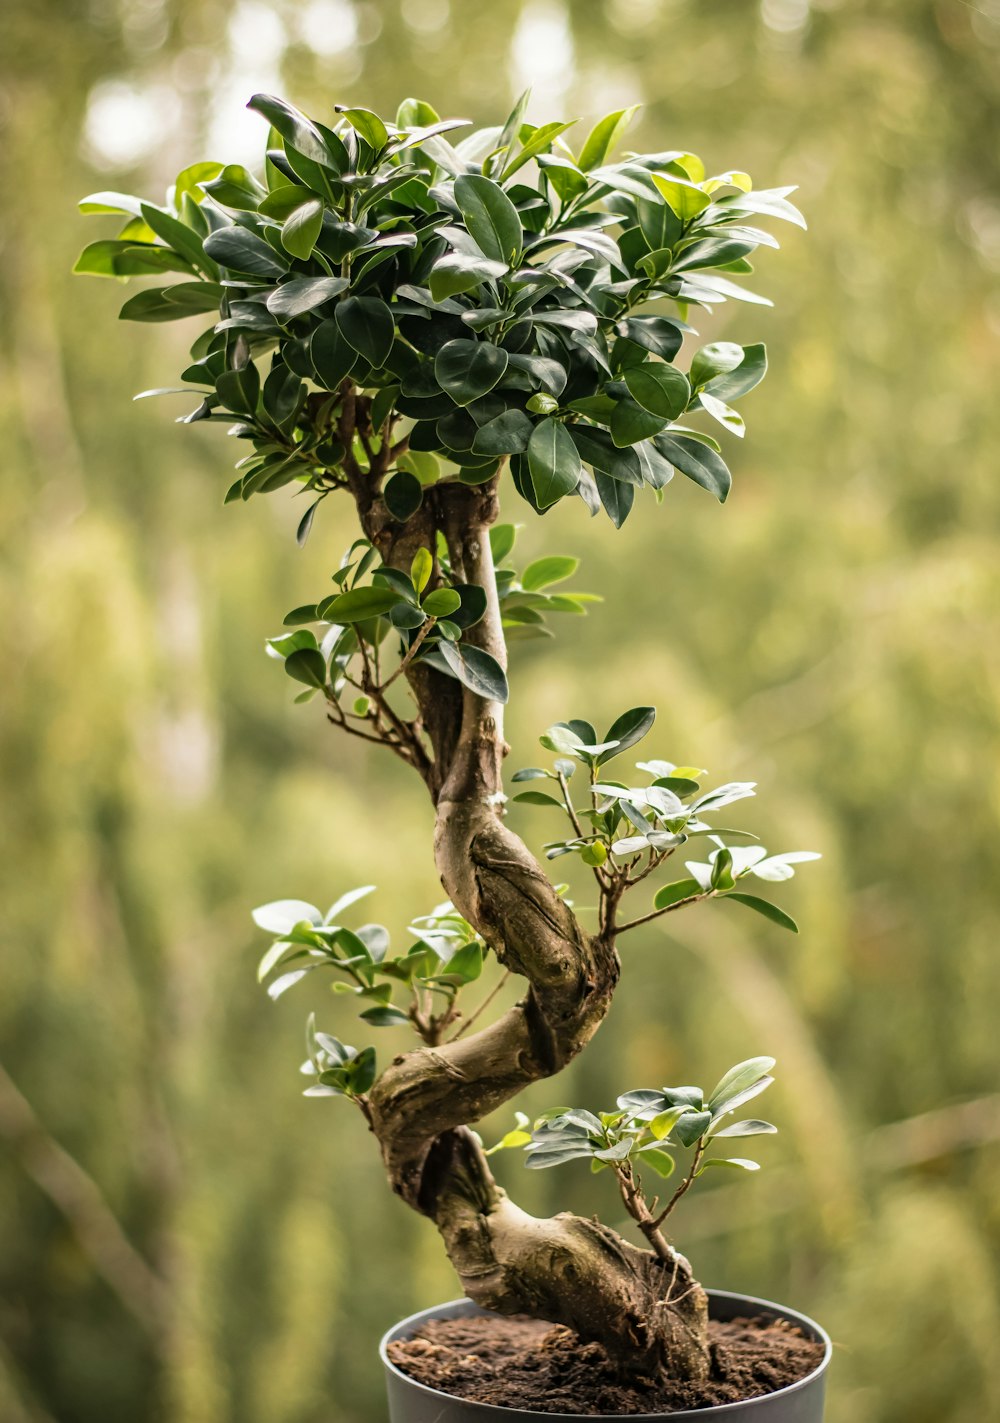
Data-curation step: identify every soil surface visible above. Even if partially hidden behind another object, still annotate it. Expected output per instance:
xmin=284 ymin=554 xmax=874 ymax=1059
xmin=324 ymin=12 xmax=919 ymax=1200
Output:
xmin=388 ymin=1312 xmax=825 ymax=1415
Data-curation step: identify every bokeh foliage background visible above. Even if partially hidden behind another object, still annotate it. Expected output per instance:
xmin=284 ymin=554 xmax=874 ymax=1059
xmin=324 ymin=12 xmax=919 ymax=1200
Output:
xmin=2 ymin=0 xmax=1000 ymax=1419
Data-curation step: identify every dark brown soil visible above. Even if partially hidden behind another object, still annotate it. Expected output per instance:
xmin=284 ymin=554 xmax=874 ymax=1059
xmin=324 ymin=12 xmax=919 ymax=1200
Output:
xmin=388 ymin=1312 xmax=825 ymax=1415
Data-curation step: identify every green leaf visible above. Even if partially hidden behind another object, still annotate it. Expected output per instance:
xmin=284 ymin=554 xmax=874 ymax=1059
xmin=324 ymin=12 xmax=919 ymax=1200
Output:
xmin=336 ymin=296 xmax=395 ymax=369
xmin=674 ymin=1109 xmax=712 ymax=1147
xmin=707 ymin=1057 xmax=776 ymax=1111
xmin=440 ymin=941 xmax=483 ymax=984
xmin=597 ymin=707 xmax=655 ymax=766
xmin=430 ymin=642 xmax=509 ymax=704
xmin=580 ymin=842 xmax=608 ymax=866
xmin=653 ymin=433 xmax=732 ymax=503
xmin=652 ymin=878 xmax=703 ymax=911
xmin=624 ymin=362 xmax=691 ymax=421
xmin=578 ymin=106 xmax=639 ymax=171
xmin=610 ymin=398 xmax=666 ymax=448
xmin=724 ymin=892 xmax=799 ymax=933
xmin=521 ymin=556 xmax=579 ymax=591
xmin=281 ymin=198 xmax=323 ymax=258
xmin=324 ymin=587 xmax=402 ymax=622
xmin=337 ymin=105 xmax=389 ymax=152
xmin=472 ymin=410 xmax=533 ymax=456
xmin=527 ymin=418 xmax=581 ymax=509
xmin=435 ymin=340 xmax=509 ymax=406
xmin=490 ymin=524 xmax=517 ymax=563
xmin=690 ymin=341 xmax=745 ymax=388
xmin=74 ymin=240 xmax=193 ymax=278
xmin=699 ymin=392 xmax=745 ymax=438
xmin=284 ymin=648 xmax=327 ymax=688
xmin=712 ymin=1119 xmax=778 ymax=1139
xmin=651 ymin=174 xmax=711 ymax=221
xmin=311 ymin=319 xmax=358 ymax=390
xmin=422 ymin=587 xmax=461 ymax=618
xmin=359 ymin=1005 xmax=410 ymax=1028
xmin=594 ymin=470 xmax=634 ymax=527
xmin=639 ymin=1147 xmax=676 ymax=1178
xmin=203 ymin=226 xmax=289 ymax=277
xmin=453 ymin=174 xmax=523 ymax=266
xmin=703 ymin=343 xmax=768 ymax=402
xmin=248 ymin=92 xmax=340 ymax=168
xmin=697 ymin=1157 xmax=760 ymax=1174
xmin=429 ymin=252 xmax=508 ymax=301
xmin=512 ymin=791 xmax=565 ymax=808
xmin=383 ymin=471 xmax=423 ymax=522
xmin=410 ymin=548 xmax=433 ymax=595
xmin=266 ymin=276 xmax=347 ymax=322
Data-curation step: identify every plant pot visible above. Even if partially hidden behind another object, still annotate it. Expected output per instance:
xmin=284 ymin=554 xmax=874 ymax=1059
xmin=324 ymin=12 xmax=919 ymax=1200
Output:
xmin=381 ymin=1289 xmax=831 ymax=1422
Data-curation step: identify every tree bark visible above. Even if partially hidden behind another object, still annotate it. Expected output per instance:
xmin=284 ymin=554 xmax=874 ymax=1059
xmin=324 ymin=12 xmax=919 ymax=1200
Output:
xmin=359 ymin=477 xmax=710 ymax=1381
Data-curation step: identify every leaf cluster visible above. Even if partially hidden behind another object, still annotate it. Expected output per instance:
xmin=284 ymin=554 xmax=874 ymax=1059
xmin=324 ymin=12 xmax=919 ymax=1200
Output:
xmin=75 ymin=93 xmax=803 ymax=531
xmin=489 ymin=1057 xmax=777 ymax=1200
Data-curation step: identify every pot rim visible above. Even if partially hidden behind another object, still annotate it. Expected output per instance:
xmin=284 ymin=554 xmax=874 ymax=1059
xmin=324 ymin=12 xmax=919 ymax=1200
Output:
xmin=379 ymin=1287 xmax=832 ymax=1420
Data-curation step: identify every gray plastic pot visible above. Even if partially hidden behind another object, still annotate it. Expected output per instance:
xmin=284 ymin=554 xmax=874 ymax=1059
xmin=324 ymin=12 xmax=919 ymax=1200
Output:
xmin=381 ymin=1290 xmax=831 ymax=1423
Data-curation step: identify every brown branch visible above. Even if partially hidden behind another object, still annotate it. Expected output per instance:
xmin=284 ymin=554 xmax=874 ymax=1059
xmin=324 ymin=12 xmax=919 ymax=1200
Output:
xmin=448 ymin=969 xmax=512 ymax=1042
xmin=616 ymin=891 xmax=710 ymax=936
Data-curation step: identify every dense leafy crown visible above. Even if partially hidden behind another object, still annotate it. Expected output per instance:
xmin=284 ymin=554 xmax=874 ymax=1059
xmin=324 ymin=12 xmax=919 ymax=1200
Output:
xmin=77 ymin=92 xmax=802 ymax=526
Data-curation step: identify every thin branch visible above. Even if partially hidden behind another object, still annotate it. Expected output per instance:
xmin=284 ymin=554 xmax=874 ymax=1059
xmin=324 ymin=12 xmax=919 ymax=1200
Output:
xmin=616 ymin=891 xmax=710 ymax=936
xmin=653 ymin=1142 xmax=705 ymax=1230
xmin=556 ymin=770 xmax=584 ymax=838
xmin=379 ymin=617 xmax=437 ymax=693
xmin=449 ymin=970 xmax=512 ymax=1043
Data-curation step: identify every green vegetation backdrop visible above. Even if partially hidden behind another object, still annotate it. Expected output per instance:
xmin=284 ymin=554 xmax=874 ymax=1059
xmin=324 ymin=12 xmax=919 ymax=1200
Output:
xmin=2 ymin=2 xmax=999 ymax=1420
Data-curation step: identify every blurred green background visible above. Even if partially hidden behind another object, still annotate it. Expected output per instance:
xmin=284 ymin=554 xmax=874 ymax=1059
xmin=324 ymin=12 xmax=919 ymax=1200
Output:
xmin=2 ymin=1 xmax=1000 ymax=1419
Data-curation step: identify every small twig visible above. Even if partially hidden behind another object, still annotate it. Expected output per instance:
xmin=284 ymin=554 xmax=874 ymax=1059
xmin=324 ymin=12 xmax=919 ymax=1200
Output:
xmin=380 ymin=617 xmax=436 ymax=692
xmin=653 ymin=1143 xmax=705 ymax=1230
xmin=616 ymin=892 xmax=710 ymax=936
xmin=556 ymin=770 xmax=584 ymax=838
xmin=449 ymin=970 xmax=512 ymax=1042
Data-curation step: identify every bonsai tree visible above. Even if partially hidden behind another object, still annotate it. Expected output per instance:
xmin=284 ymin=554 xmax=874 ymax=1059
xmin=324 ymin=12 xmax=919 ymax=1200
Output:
xmin=75 ymin=93 xmax=816 ymax=1384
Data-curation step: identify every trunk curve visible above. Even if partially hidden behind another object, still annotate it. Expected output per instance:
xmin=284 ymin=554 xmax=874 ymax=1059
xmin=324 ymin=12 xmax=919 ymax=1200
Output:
xmin=358 ymin=477 xmax=710 ymax=1381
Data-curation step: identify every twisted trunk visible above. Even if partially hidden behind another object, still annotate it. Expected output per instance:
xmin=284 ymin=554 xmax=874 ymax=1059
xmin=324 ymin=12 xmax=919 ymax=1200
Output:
xmin=360 ymin=477 xmax=710 ymax=1381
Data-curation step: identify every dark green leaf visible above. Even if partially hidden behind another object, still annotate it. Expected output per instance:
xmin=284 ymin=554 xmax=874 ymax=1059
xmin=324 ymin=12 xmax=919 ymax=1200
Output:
xmin=435 ymin=340 xmax=509 ymax=407
xmin=248 ymin=93 xmax=340 ymax=168
xmin=453 ymin=174 xmax=524 ymax=265
xmin=311 ymin=319 xmax=358 ymax=389
xmin=284 ymin=648 xmax=327 ymax=688
xmin=267 ymin=276 xmax=348 ymax=321
xmin=594 ymin=469 xmax=634 ymax=527
xmin=429 ymin=642 xmax=509 ymax=704
xmin=203 ymin=226 xmax=289 ymax=277
xmin=624 ymin=362 xmax=691 ymax=420
xmin=598 ymin=707 xmax=655 ymax=766
xmin=653 ymin=433 xmax=732 ymax=502
xmin=703 ymin=343 xmax=768 ymax=402
xmin=429 ymin=252 xmax=508 ymax=301
xmin=724 ymin=892 xmax=799 ymax=933
xmin=383 ymin=471 xmax=423 ymax=522
xmin=674 ymin=1109 xmax=712 ymax=1147
xmin=472 ymin=409 xmax=533 ymax=456
xmin=527 ymin=418 xmax=581 ymax=509
xmin=336 ymin=296 xmax=395 ymax=369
